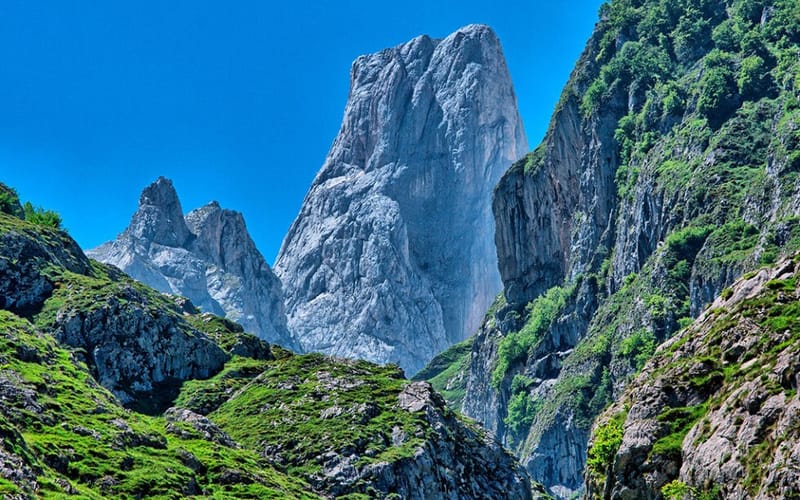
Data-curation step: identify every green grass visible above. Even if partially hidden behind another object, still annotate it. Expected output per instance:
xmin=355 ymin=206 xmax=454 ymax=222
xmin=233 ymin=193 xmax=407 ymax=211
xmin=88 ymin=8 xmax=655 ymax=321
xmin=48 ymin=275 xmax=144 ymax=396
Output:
xmin=0 ymin=309 xmax=319 ymax=498
xmin=210 ymin=353 xmax=428 ymax=479
xmin=650 ymin=404 xmax=709 ymax=460
xmin=412 ymin=337 xmax=472 ymax=408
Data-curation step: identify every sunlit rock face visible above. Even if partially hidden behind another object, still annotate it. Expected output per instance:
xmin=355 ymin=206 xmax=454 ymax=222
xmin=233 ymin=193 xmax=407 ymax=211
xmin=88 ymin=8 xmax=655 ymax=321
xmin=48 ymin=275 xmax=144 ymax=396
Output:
xmin=89 ymin=177 xmax=298 ymax=350
xmin=275 ymin=24 xmax=527 ymax=375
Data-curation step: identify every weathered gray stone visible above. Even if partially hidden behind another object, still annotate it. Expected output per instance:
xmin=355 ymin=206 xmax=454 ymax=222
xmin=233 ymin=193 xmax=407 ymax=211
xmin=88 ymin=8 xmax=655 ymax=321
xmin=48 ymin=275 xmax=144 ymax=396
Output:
xmin=88 ymin=178 xmax=298 ymax=349
xmin=275 ymin=24 xmax=527 ymax=375
xmin=587 ymin=257 xmax=800 ymax=499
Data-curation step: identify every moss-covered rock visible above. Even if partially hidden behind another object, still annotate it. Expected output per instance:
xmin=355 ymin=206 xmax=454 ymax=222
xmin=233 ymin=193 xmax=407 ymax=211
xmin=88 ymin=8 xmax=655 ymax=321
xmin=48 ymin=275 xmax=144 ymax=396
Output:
xmin=586 ymin=255 xmax=800 ymax=498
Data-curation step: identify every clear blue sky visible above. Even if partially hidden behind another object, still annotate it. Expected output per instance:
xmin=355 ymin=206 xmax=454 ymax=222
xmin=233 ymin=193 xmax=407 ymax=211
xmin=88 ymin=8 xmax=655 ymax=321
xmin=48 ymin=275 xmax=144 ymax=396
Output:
xmin=0 ymin=0 xmax=604 ymax=263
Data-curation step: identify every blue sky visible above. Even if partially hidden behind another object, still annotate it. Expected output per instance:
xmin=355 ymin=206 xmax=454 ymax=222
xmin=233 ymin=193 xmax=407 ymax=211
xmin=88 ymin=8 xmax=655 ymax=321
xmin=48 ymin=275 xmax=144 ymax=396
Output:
xmin=0 ymin=0 xmax=604 ymax=263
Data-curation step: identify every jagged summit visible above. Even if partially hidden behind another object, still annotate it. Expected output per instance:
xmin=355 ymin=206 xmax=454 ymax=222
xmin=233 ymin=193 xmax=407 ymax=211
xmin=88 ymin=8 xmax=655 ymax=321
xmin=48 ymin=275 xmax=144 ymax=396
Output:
xmin=89 ymin=178 xmax=298 ymax=349
xmin=128 ymin=176 xmax=193 ymax=247
xmin=275 ymin=24 xmax=527 ymax=374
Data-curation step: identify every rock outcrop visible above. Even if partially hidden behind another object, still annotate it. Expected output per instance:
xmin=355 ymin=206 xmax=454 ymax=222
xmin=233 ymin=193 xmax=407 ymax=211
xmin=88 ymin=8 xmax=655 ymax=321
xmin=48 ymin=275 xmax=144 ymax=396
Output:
xmin=275 ymin=24 xmax=527 ymax=374
xmin=586 ymin=255 xmax=800 ymax=499
xmin=0 ymin=211 xmax=229 ymax=410
xmin=417 ymin=0 xmax=800 ymax=496
xmin=89 ymin=177 xmax=298 ymax=349
xmin=201 ymin=353 xmax=539 ymax=499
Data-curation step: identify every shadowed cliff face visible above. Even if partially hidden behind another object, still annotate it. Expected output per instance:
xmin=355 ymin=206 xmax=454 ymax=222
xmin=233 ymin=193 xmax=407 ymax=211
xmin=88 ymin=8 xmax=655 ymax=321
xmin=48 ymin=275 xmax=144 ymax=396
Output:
xmin=275 ymin=24 xmax=527 ymax=375
xmin=88 ymin=177 xmax=298 ymax=350
xmin=425 ymin=0 xmax=800 ymax=497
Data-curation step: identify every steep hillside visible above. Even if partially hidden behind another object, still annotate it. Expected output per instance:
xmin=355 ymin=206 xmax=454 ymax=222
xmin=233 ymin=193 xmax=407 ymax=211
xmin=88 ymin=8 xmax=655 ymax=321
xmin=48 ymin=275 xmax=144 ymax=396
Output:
xmin=586 ymin=254 xmax=800 ymax=498
xmin=420 ymin=0 xmax=800 ymax=496
xmin=275 ymin=24 xmax=528 ymax=375
xmin=89 ymin=177 xmax=298 ymax=350
xmin=0 ymin=185 xmax=536 ymax=499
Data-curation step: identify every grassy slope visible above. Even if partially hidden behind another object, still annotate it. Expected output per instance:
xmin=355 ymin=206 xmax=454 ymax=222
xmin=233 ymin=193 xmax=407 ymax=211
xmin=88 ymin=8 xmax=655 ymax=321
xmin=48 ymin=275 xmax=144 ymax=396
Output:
xmin=0 ymin=309 xmax=317 ymax=499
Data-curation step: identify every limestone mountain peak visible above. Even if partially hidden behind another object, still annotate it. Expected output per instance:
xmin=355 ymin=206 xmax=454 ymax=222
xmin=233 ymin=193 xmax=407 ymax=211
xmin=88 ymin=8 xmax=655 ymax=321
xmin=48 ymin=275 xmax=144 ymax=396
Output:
xmin=89 ymin=178 xmax=297 ymax=349
xmin=126 ymin=176 xmax=193 ymax=248
xmin=276 ymin=24 xmax=527 ymax=374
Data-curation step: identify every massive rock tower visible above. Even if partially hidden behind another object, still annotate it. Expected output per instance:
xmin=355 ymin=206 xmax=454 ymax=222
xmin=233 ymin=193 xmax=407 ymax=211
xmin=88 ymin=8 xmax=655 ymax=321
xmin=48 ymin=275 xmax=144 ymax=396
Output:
xmin=275 ymin=24 xmax=527 ymax=374
xmin=89 ymin=177 xmax=298 ymax=350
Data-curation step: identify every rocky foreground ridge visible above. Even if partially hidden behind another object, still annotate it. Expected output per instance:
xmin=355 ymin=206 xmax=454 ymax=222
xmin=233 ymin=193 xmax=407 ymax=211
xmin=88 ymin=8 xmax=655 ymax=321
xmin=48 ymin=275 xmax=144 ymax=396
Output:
xmin=586 ymin=254 xmax=800 ymax=499
xmin=89 ymin=177 xmax=298 ymax=350
xmin=418 ymin=0 xmax=800 ymax=496
xmin=275 ymin=24 xmax=528 ymax=375
xmin=0 ymin=183 xmax=537 ymax=498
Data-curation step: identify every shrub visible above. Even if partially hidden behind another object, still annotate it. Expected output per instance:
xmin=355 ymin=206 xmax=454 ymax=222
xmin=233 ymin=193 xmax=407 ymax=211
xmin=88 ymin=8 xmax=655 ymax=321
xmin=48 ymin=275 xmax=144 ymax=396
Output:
xmin=738 ymin=55 xmax=771 ymax=100
xmin=0 ymin=184 xmax=21 ymax=216
xmin=22 ymin=202 xmax=62 ymax=229
xmin=712 ymin=19 xmax=741 ymax=52
xmin=698 ymin=62 xmax=739 ymax=127
xmin=665 ymin=225 xmax=713 ymax=262
xmin=504 ymin=391 xmax=540 ymax=438
xmin=582 ymin=78 xmax=609 ymax=117
xmin=618 ymin=329 xmax=656 ymax=371
xmin=586 ymin=409 xmax=626 ymax=489
xmin=673 ymin=10 xmax=712 ymax=63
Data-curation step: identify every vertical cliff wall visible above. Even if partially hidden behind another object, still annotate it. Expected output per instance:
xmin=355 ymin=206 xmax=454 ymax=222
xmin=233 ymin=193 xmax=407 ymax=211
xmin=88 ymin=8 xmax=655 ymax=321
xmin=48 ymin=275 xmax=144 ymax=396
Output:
xmin=275 ymin=24 xmax=527 ymax=375
xmin=426 ymin=1 xmax=800 ymax=497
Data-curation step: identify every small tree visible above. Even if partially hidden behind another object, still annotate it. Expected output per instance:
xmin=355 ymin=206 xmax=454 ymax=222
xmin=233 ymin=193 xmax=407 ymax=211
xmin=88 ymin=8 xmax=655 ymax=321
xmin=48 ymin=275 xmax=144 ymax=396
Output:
xmin=0 ymin=184 xmax=22 ymax=217
xmin=738 ymin=55 xmax=771 ymax=99
xmin=23 ymin=202 xmax=62 ymax=229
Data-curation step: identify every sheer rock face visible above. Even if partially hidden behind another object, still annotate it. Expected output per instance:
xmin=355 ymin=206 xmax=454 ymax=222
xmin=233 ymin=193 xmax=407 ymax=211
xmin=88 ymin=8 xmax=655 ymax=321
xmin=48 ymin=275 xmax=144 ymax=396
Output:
xmin=587 ymin=256 xmax=800 ymax=499
xmin=88 ymin=178 xmax=298 ymax=350
xmin=275 ymin=24 xmax=527 ymax=375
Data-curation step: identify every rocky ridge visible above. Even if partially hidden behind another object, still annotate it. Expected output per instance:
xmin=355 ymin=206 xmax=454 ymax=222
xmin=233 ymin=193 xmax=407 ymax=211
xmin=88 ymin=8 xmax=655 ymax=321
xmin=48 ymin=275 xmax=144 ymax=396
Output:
xmin=275 ymin=24 xmax=528 ymax=375
xmin=586 ymin=254 xmax=800 ymax=499
xmin=89 ymin=177 xmax=298 ymax=350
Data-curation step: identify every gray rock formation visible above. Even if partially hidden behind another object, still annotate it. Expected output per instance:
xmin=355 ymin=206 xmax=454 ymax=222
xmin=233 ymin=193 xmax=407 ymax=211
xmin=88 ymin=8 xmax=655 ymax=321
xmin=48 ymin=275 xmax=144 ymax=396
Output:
xmin=586 ymin=255 xmax=800 ymax=499
xmin=275 ymin=24 xmax=527 ymax=375
xmin=89 ymin=177 xmax=298 ymax=349
xmin=443 ymin=1 xmax=800 ymax=497
xmin=48 ymin=269 xmax=229 ymax=407
xmin=355 ymin=381 xmax=537 ymax=500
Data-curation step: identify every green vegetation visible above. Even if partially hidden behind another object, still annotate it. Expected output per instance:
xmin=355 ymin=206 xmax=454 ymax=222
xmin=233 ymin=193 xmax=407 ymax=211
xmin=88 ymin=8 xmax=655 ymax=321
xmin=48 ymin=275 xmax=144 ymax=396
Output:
xmin=504 ymin=374 xmax=540 ymax=442
xmin=175 ymin=356 xmax=272 ymax=415
xmin=0 ymin=183 xmax=62 ymax=228
xmin=492 ymin=284 xmax=575 ymax=389
xmin=585 ymin=409 xmax=626 ymax=494
xmin=697 ymin=51 xmax=738 ymax=127
xmin=617 ymin=329 xmax=656 ymax=371
xmin=650 ymin=403 xmax=708 ymax=460
xmin=412 ymin=337 xmax=472 ymax=407
xmin=209 ymin=354 xmax=428 ymax=477
xmin=0 ymin=309 xmax=318 ymax=498
xmin=661 ymin=480 xmax=721 ymax=500
xmin=22 ymin=201 xmax=62 ymax=229
xmin=0 ymin=183 xmax=21 ymax=216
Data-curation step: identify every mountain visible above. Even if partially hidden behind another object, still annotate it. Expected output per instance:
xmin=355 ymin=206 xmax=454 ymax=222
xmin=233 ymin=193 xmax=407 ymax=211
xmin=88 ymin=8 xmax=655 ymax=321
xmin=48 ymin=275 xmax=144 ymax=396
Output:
xmin=417 ymin=0 xmax=800 ymax=496
xmin=274 ymin=24 xmax=528 ymax=375
xmin=88 ymin=177 xmax=299 ymax=350
xmin=0 ymin=184 xmax=538 ymax=499
xmin=586 ymin=254 xmax=800 ymax=498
